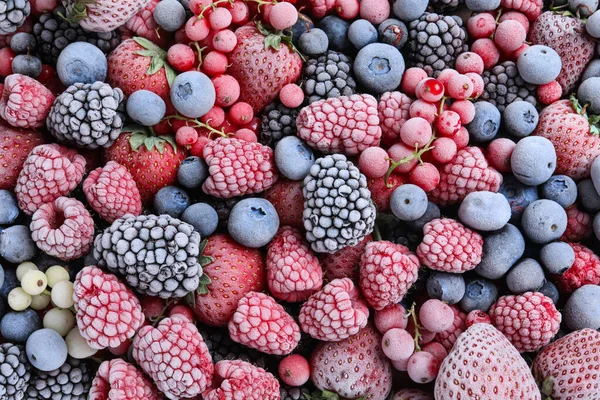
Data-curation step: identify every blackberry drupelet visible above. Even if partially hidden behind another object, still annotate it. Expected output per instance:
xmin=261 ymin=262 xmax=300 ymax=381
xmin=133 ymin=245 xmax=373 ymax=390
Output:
xmin=480 ymin=61 xmax=537 ymax=111
xmin=429 ymin=0 xmax=464 ymax=12
xmin=0 ymin=0 xmax=30 ymax=35
xmin=302 ymin=50 xmax=356 ymax=105
xmin=259 ymin=100 xmax=300 ymax=148
xmin=0 ymin=343 xmax=30 ymax=400
xmin=198 ymin=327 xmax=267 ymax=369
xmin=280 ymin=384 xmax=311 ymax=400
xmin=26 ymin=357 xmax=93 ymax=400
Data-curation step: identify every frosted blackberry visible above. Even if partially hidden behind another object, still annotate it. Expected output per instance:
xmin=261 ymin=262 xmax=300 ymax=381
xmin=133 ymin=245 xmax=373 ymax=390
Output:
xmin=259 ymin=100 xmax=300 ymax=148
xmin=302 ymin=50 xmax=356 ymax=104
xmin=303 ymin=154 xmax=376 ymax=253
xmin=26 ymin=357 xmax=93 ymax=400
xmin=198 ymin=327 xmax=267 ymax=369
xmin=0 ymin=343 xmax=30 ymax=400
xmin=429 ymin=0 xmax=464 ymax=12
xmin=0 ymin=0 xmax=30 ymax=35
xmin=280 ymin=384 xmax=311 ymax=400
xmin=407 ymin=13 xmax=469 ymax=77
xmin=93 ymin=214 xmax=204 ymax=299
xmin=480 ymin=61 xmax=537 ymax=111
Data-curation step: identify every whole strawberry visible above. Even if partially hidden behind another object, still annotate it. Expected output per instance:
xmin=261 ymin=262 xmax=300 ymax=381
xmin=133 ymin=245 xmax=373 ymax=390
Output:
xmin=0 ymin=121 xmax=44 ymax=190
xmin=263 ymin=178 xmax=304 ymax=229
xmin=202 ymin=360 xmax=280 ymax=400
xmin=61 ymin=0 xmax=151 ymax=32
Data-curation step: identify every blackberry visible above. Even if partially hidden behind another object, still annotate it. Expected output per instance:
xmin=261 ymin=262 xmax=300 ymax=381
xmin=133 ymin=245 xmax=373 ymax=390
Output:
xmin=407 ymin=13 xmax=469 ymax=77
xmin=204 ymin=196 xmax=244 ymax=232
xmin=302 ymin=50 xmax=356 ymax=105
xmin=198 ymin=327 xmax=267 ymax=369
xmin=0 ymin=0 xmax=30 ymax=35
xmin=480 ymin=61 xmax=537 ymax=112
xmin=259 ymin=100 xmax=300 ymax=148
xmin=0 ymin=343 xmax=30 ymax=399
xmin=280 ymin=384 xmax=312 ymax=400
xmin=26 ymin=357 xmax=93 ymax=400
xmin=429 ymin=0 xmax=465 ymax=12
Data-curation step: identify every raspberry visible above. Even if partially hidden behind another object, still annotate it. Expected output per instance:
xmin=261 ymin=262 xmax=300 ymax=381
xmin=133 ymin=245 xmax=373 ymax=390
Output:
xmin=308 ymin=0 xmax=335 ymax=17
xmin=203 ymin=360 xmax=280 ymax=400
xmin=0 ymin=74 xmax=55 ymax=129
xmin=228 ymin=291 xmax=301 ymax=355
xmin=320 ymin=234 xmax=372 ymax=284
xmin=30 ymin=197 xmax=94 ymax=261
xmin=267 ymin=226 xmax=323 ymax=303
xmin=123 ymin=0 xmax=170 ymax=47
xmin=73 ymin=266 xmax=144 ymax=350
xmin=202 ymin=137 xmax=278 ymax=198
xmin=83 ymin=161 xmax=142 ymax=223
xmin=489 ymin=292 xmax=561 ymax=352
xmin=299 ymin=277 xmax=369 ymax=341
xmin=89 ymin=359 xmax=160 ymax=400
xmin=435 ymin=305 xmax=467 ymax=351
xmin=132 ymin=315 xmax=213 ymax=399
xmin=501 ymin=0 xmax=542 ymax=20
xmin=554 ymin=243 xmax=600 ymax=293
xmin=297 ymin=94 xmax=382 ymax=155
xmin=15 ymin=143 xmax=86 ymax=215
xmin=561 ymin=205 xmax=593 ymax=242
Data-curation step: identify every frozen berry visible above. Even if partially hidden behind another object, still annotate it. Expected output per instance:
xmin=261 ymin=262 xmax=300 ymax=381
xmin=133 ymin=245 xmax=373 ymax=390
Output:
xmin=278 ymin=354 xmax=310 ymax=387
xmin=455 ymin=52 xmax=484 ymax=74
xmin=228 ymin=102 xmax=254 ymax=125
xmin=417 ymin=78 xmax=444 ymax=102
xmin=494 ymin=20 xmax=526 ymax=52
xmin=419 ymin=299 xmax=454 ymax=333
xmin=401 ymin=67 xmax=428 ymax=96
xmin=270 ymin=2 xmax=299 ymax=30
xmin=279 ymin=83 xmax=304 ymax=108
xmin=168 ymin=44 xmax=195 ymax=72
xmin=407 ymin=351 xmax=439 ymax=384
xmin=410 ymin=163 xmax=440 ymax=192
xmin=381 ymin=328 xmax=414 ymax=361
xmin=359 ymin=146 xmax=390 ymax=178
xmin=209 ymin=7 xmax=232 ymax=30
xmin=212 ymin=29 xmax=237 ymax=53
xmin=401 ymin=117 xmax=432 ymax=147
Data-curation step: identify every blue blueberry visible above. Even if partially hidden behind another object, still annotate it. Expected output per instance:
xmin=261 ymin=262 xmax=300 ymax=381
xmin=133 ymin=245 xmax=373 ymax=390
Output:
xmin=569 ymin=0 xmax=598 ymax=17
xmin=499 ymin=175 xmax=538 ymax=223
xmin=291 ymin=13 xmax=315 ymax=46
xmin=12 ymin=54 xmax=41 ymax=78
xmin=378 ymin=19 xmax=408 ymax=50
xmin=406 ymin=201 xmax=440 ymax=232
xmin=503 ymin=101 xmax=539 ymax=138
xmin=10 ymin=32 xmax=35 ymax=54
xmin=510 ymin=136 xmax=556 ymax=186
xmin=466 ymin=101 xmax=501 ymax=143
xmin=577 ymin=77 xmax=600 ymax=114
xmin=1 ymin=309 xmax=41 ymax=343
xmin=564 ymin=285 xmax=600 ymax=331
xmin=390 ymin=184 xmax=428 ymax=221
xmin=586 ymin=10 xmax=600 ymax=38
xmin=582 ymin=59 xmax=600 ymax=81
xmin=474 ymin=224 xmax=525 ymax=279
xmin=521 ymin=199 xmax=567 ymax=244
xmin=0 ymin=190 xmax=19 ymax=225
xmin=459 ymin=278 xmax=498 ymax=313
xmin=0 ymin=268 xmax=18 ymax=299
xmin=353 ymin=43 xmax=405 ymax=94
xmin=392 ymin=0 xmax=427 ymax=21
xmin=348 ymin=19 xmax=378 ymax=50
xmin=26 ymin=328 xmax=68 ymax=371
xmin=540 ymin=241 xmax=574 ymax=274
xmin=298 ymin=28 xmax=329 ymax=55
xmin=540 ymin=175 xmax=577 ymax=208
xmin=318 ymin=16 xmax=350 ymax=51
xmin=595 ymin=211 xmax=600 ymax=240
xmin=153 ymin=186 xmax=190 ymax=218
xmin=56 ymin=42 xmax=107 ymax=86
xmin=228 ymin=198 xmax=280 ymax=248
xmin=458 ymin=191 xmax=511 ymax=231
xmin=0 ymin=225 xmax=36 ymax=263
xmin=177 ymin=156 xmax=208 ymax=189
xmin=591 ymin=155 xmax=600 ymax=193
xmin=505 ymin=258 xmax=545 ymax=294
xmin=517 ymin=45 xmax=562 ymax=85
xmin=426 ymin=271 xmax=465 ymax=304
xmin=170 ymin=71 xmax=215 ymax=118
xmin=181 ymin=203 xmax=218 ymax=238
xmin=275 ymin=136 xmax=315 ymax=181
xmin=539 ymin=281 xmax=560 ymax=305
xmin=577 ymin=179 xmax=600 ymax=213
xmin=465 ymin=0 xmax=501 ymax=11
xmin=0 ymin=264 xmax=4 ymax=290
xmin=126 ymin=90 xmax=166 ymax=127
xmin=153 ymin=0 xmax=186 ymax=32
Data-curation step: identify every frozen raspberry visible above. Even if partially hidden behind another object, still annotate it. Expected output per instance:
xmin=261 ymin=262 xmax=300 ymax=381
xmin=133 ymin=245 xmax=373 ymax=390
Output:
xmin=30 ymin=197 xmax=94 ymax=261
xmin=308 ymin=0 xmax=335 ymax=17
xmin=378 ymin=91 xmax=413 ymax=147
xmin=228 ymin=291 xmax=301 ymax=355
xmin=489 ymin=292 xmax=561 ymax=352
xmin=435 ymin=305 xmax=467 ymax=351
xmin=560 ymin=205 xmax=593 ymax=242
xmin=89 ymin=359 xmax=160 ymax=400
xmin=203 ymin=360 xmax=280 ymax=400
xmin=15 ymin=144 xmax=86 ymax=215
xmin=267 ymin=226 xmax=323 ymax=303
xmin=320 ymin=234 xmax=372 ymax=283
xmin=0 ymin=74 xmax=55 ymax=129
xmin=501 ymin=0 xmax=542 ymax=20
xmin=73 ymin=266 xmax=144 ymax=350
xmin=297 ymin=94 xmax=382 ymax=155
xmin=122 ymin=0 xmax=170 ymax=47
xmin=553 ymin=243 xmax=600 ymax=294
xmin=133 ymin=315 xmax=213 ymax=399
xmin=83 ymin=161 xmax=142 ymax=223
xmin=299 ymin=278 xmax=369 ymax=341
xmin=359 ymin=241 xmax=420 ymax=310
xmin=202 ymin=137 xmax=278 ymax=198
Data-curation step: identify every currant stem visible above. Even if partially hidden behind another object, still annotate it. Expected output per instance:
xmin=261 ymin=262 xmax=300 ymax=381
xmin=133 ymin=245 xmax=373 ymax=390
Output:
xmin=167 ymin=114 xmax=229 ymax=138
xmin=197 ymin=0 xmax=276 ymax=19
xmin=408 ymin=302 xmax=422 ymax=352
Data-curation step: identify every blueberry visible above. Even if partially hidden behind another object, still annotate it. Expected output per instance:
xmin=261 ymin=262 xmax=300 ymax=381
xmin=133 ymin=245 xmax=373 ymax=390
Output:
xmin=505 ymin=258 xmax=545 ymax=294
xmin=0 ymin=190 xmax=19 ymax=225
xmin=0 ymin=225 xmax=36 ymax=263
xmin=0 ymin=264 xmax=4 ymax=290
xmin=499 ymin=175 xmax=538 ymax=223
xmin=582 ymin=59 xmax=600 ymax=80
xmin=517 ymin=45 xmax=562 ymax=85
xmin=10 ymin=32 xmax=35 ymax=54
xmin=466 ymin=101 xmax=501 ymax=143
xmin=426 ymin=271 xmax=465 ymax=304
xmin=275 ymin=136 xmax=315 ymax=181
xmin=465 ymin=0 xmax=501 ymax=11
xmin=291 ymin=13 xmax=315 ymax=46
xmin=1 ymin=309 xmax=41 ymax=343
xmin=348 ymin=19 xmax=378 ymax=50
xmin=0 ymin=297 xmax=5 ymax=321
xmin=510 ymin=136 xmax=556 ymax=186
xmin=564 ymin=285 xmax=600 ymax=331
xmin=353 ymin=43 xmax=405 ymax=94
xmin=318 ymin=16 xmax=350 ymax=51
xmin=390 ymin=184 xmax=428 ymax=221
xmin=405 ymin=201 xmax=440 ymax=232
xmin=298 ymin=28 xmax=329 ymax=56
xmin=502 ymin=101 xmax=539 ymax=138
xmin=56 ymin=42 xmax=107 ymax=86
xmin=153 ymin=0 xmax=186 ymax=32
xmin=587 ymin=10 xmax=600 ymax=38
xmin=595 ymin=211 xmax=600 ymax=240
xmin=0 ymin=269 xmax=18 ymax=299
xmin=26 ymin=328 xmax=68 ymax=371
xmin=228 ymin=198 xmax=280 ymax=248
xmin=577 ymin=77 xmax=600 ymax=114
xmin=126 ymin=90 xmax=166 ymax=126
xmin=569 ymin=0 xmax=598 ymax=17
xmin=521 ymin=199 xmax=567 ymax=244
xmin=539 ymin=281 xmax=560 ymax=305
xmin=153 ymin=186 xmax=190 ymax=218
xmin=591 ymin=155 xmax=600 ymax=193
xmin=181 ymin=203 xmax=218 ymax=238
xmin=12 ymin=54 xmax=42 ymax=78
xmin=577 ymin=179 xmax=600 ymax=213
xmin=177 ymin=156 xmax=208 ymax=189
xmin=170 ymin=71 xmax=215 ymax=118
xmin=459 ymin=278 xmax=498 ymax=313
xmin=540 ymin=241 xmax=574 ymax=274
xmin=458 ymin=191 xmax=511 ymax=231
xmin=378 ymin=19 xmax=408 ymax=50
xmin=540 ymin=175 xmax=577 ymax=208
xmin=392 ymin=0 xmax=427 ymax=21
xmin=474 ymin=224 xmax=525 ymax=279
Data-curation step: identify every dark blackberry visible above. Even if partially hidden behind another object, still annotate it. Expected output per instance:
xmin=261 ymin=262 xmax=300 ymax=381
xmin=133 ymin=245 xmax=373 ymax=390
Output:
xmin=407 ymin=13 xmax=469 ymax=77
xmin=0 ymin=0 xmax=30 ymax=35
xmin=0 ymin=342 xmax=30 ymax=399
xmin=204 ymin=196 xmax=244 ymax=232
xmin=198 ymin=327 xmax=268 ymax=369
xmin=480 ymin=61 xmax=537 ymax=112
xmin=429 ymin=0 xmax=465 ymax=12
xmin=280 ymin=384 xmax=312 ymax=400
xmin=302 ymin=50 xmax=356 ymax=104
xmin=26 ymin=356 xmax=93 ymax=400
xmin=259 ymin=100 xmax=300 ymax=148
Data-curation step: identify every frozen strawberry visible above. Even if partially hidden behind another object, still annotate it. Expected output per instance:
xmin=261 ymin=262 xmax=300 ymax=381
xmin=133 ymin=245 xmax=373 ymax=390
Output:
xmin=263 ymin=178 xmax=304 ymax=229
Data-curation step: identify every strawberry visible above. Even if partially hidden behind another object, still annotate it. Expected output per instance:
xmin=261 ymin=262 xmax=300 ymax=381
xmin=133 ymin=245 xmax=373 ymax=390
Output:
xmin=0 ymin=121 xmax=43 ymax=190
xmin=227 ymin=22 xmax=303 ymax=113
xmin=104 ymin=126 xmax=186 ymax=203
xmin=61 ymin=0 xmax=151 ymax=32
xmin=263 ymin=178 xmax=304 ymax=229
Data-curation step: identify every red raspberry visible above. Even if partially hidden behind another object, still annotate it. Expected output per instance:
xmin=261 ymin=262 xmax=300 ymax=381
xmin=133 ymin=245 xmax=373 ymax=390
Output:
xmin=203 ymin=360 xmax=280 ymax=400
xmin=359 ymin=241 xmax=420 ymax=310
xmin=73 ymin=266 xmax=144 ymax=350
xmin=501 ymin=0 xmax=542 ymax=20
xmin=429 ymin=146 xmax=503 ymax=206
xmin=263 ymin=178 xmax=304 ymax=229
xmin=417 ymin=218 xmax=483 ymax=273
xmin=267 ymin=226 xmax=323 ymax=302
xmin=202 ymin=137 xmax=278 ymax=198
xmin=0 ymin=74 xmax=55 ymax=129
xmin=308 ymin=0 xmax=335 ymax=17
xmin=133 ymin=315 xmax=213 ymax=399
xmin=435 ymin=305 xmax=467 ymax=351
xmin=299 ymin=277 xmax=369 ymax=341
xmin=560 ymin=205 xmax=593 ymax=242
xmin=15 ymin=144 xmax=86 ymax=215
xmin=489 ymin=292 xmax=561 ymax=353
xmin=89 ymin=359 xmax=160 ymax=400
xmin=83 ymin=161 xmax=142 ymax=223
xmin=320 ymin=234 xmax=372 ymax=284
xmin=554 ymin=242 xmax=600 ymax=294
xmin=228 ymin=291 xmax=301 ymax=355
xmin=30 ymin=197 xmax=94 ymax=261
xmin=121 ymin=0 xmax=170 ymax=47
xmin=297 ymin=94 xmax=382 ymax=155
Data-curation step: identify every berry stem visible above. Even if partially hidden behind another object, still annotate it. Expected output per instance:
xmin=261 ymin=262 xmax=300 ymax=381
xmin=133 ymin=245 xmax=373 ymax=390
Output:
xmin=197 ymin=0 xmax=277 ymax=19
xmin=191 ymin=42 xmax=208 ymax=69
xmin=166 ymin=114 xmax=229 ymax=138
xmin=372 ymin=224 xmax=382 ymax=241
xmin=408 ymin=302 xmax=422 ymax=352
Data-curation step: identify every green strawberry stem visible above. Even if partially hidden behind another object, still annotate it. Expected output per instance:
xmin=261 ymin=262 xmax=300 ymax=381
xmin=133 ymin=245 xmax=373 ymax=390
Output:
xmin=197 ymin=0 xmax=277 ymax=19
xmin=58 ymin=0 xmax=96 ymax=23
xmin=256 ymin=21 xmax=306 ymax=61
xmin=133 ymin=37 xmax=177 ymax=87
xmin=195 ymin=239 xmax=213 ymax=295
xmin=306 ymin=390 xmax=364 ymax=400
xmin=408 ymin=302 xmax=422 ymax=352
xmin=121 ymin=124 xmax=179 ymax=154
xmin=570 ymin=94 xmax=600 ymax=135
xmin=166 ymin=114 xmax=230 ymax=139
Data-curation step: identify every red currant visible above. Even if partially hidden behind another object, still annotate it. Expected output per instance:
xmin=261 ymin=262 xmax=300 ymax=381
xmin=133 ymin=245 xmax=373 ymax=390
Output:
xmin=167 ymin=44 xmax=195 ymax=72
xmin=436 ymin=110 xmax=462 ymax=137
xmin=409 ymin=162 xmax=440 ymax=192
xmin=228 ymin=102 xmax=254 ymax=125
xmin=417 ymin=78 xmax=444 ymax=102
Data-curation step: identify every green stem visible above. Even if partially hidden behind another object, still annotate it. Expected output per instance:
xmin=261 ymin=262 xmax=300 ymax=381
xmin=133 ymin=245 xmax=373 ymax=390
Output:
xmin=197 ymin=0 xmax=276 ymax=19
xmin=408 ymin=302 xmax=422 ymax=352
xmin=166 ymin=114 xmax=229 ymax=139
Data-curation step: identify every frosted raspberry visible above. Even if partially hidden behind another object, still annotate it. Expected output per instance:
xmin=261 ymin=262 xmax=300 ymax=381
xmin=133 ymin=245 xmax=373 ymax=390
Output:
xmin=417 ymin=218 xmax=483 ymax=273
xmin=359 ymin=241 xmax=420 ymax=310
xmin=30 ymin=197 xmax=94 ymax=261
xmin=320 ymin=234 xmax=372 ymax=283
xmin=435 ymin=305 xmax=467 ymax=351
xmin=553 ymin=242 xmax=600 ymax=293
xmin=0 ymin=74 xmax=55 ymax=129
xmin=83 ymin=161 xmax=142 ymax=223
xmin=378 ymin=91 xmax=412 ymax=147
xmin=203 ymin=360 xmax=280 ymax=400
xmin=307 ymin=0 xmax=335 ymax=17
xmin=267 ymin=226 xmax=323 ymax=302
xmin=14 ymin=144 xmax=86 ymax=215
xmin=297 ymin=94 xmax=382 ymax=156
xmin=501 ymin=0 xmax=542 ymax=20
xmin=299 ymin=278 xmax=369 ymax=341
xmin=228 ymin=291 xmax=301 ymax=355
xmin=202 ymin=137 xmax=278 ymax=198
xmin=429 ymin=146 xmax=503 ymax=207
xmin=121 ymin=0 xmax=169 ymax=46
xmin=489 ymin=292 xmax=561 ymax=353
xmin=73 ymin=266 xmax=144 ymax=350
xmin=560 ymin=205 xmax=593 ymax=242
xmin=89 ymin=359 xmax=160 ymax=400
xmin=132 ymin=315 xmax=213 ymax=399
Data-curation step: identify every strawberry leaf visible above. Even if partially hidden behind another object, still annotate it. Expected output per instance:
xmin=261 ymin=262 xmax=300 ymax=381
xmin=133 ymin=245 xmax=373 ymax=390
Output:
xmin=164 ymin=64 xmax=177 ymax=87
xmin=541 ymin=376 xmax=554 ymax=396
xmin=134 ymin=37 xmax=165 ymax=56
xmin=196 ymin=273 xmax=212 ymax=296
xmin=147 ymin=57 xmax=165 ymax=76
xmin=161 ymin=135 xmax=178 ymax=152
xmin=264 ymin=34 xmax=281 ymax=50
xmin=129 ymin=132 xmax=148 ymax=151
xmin=136 ymin=49 xmax=157 ymax=58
